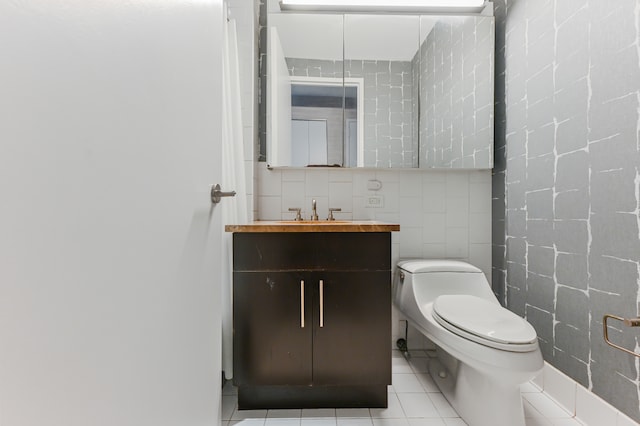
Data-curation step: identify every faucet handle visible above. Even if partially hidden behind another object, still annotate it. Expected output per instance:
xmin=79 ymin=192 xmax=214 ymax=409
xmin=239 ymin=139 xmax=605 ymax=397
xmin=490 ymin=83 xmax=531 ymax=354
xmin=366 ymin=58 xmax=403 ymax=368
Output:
xmin=311 ymin=199 xmax=319 ymax=221
xmin=327 ymin=208 xmax=342 ymax=221
xmin=288 ymin=207 xmax=303 ymax=221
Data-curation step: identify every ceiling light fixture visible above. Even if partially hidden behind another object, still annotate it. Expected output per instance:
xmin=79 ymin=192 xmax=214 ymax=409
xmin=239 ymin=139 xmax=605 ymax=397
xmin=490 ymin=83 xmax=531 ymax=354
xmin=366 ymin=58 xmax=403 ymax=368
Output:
xmin=279 ymin=0 xmax=487 ymax=13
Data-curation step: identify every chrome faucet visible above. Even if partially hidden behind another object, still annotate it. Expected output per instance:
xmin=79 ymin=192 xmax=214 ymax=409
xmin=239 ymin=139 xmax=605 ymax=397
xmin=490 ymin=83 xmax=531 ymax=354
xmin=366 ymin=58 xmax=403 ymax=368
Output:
xmin=311 ymin=199 xmax=319 ymax=221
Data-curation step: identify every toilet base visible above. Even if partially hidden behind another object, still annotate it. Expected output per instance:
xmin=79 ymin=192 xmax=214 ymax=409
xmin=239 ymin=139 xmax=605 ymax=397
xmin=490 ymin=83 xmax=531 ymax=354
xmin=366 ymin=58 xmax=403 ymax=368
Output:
xmin=429 ymin=356 xmax=526 ymax=426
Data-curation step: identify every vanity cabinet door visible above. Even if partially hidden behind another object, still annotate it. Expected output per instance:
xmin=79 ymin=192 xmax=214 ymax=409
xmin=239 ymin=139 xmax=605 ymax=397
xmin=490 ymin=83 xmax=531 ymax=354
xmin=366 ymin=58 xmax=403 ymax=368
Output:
xmin=233 ymin=272 xmax=313 ymax=386
xmin=311 ymin=271 xmax=391 ymax=386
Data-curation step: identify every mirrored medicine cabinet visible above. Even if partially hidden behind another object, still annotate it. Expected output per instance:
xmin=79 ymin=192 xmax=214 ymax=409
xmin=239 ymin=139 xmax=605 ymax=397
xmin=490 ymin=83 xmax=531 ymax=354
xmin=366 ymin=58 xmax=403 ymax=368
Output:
xmin=266 ymin=11 xmax=495 ymax=169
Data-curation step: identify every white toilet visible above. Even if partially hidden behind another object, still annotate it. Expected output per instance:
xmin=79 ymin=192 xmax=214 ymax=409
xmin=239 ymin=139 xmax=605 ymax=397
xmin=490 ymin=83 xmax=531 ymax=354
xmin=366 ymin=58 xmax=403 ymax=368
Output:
xmin=393 ymin=259 xmax=543 ymax=426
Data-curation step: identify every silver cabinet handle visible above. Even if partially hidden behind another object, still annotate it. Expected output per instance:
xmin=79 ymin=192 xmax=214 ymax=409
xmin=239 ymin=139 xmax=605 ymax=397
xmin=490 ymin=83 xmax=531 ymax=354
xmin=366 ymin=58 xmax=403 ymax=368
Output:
xmin=300 ymin=280 xmax=305 ymax=328
xmin=319 ymin=280 xmax=324 ymax=328
xmin=210 ymin=184 xmax=236 ymax=204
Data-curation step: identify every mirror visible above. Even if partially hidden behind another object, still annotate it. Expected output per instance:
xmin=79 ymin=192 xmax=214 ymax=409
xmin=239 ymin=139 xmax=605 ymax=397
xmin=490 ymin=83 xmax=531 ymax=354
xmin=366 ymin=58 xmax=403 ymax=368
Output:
xmin=267 ymin=13 xmax=345 ymax=167
xmin=344 ymin=15 xmax=420 ymax=168
xmin=418 ymin=15 xmax=494 ymax=168
xmin=266 ymin=12 xmax=494 ymax=169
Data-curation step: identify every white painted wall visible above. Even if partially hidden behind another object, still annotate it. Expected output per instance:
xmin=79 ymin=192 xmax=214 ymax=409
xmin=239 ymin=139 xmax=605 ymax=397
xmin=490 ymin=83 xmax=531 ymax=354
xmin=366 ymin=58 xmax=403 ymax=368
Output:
xmin=0 ymin=1 xmax=224 ymax=425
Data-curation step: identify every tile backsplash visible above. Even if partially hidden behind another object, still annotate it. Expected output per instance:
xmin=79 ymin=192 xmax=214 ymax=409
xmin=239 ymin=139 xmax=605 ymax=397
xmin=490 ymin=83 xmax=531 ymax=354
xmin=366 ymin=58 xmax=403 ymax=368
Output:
xmin=258 ymin=164 xmax=492 ymax=275
xmin=256 ymin=164 xmax=492 ymax=345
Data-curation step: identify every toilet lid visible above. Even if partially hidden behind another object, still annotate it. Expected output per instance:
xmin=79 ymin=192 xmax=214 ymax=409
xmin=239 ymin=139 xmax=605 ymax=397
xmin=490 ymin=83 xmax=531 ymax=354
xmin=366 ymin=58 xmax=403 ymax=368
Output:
xmin=433 ymin=295 xmax=538 ymax=346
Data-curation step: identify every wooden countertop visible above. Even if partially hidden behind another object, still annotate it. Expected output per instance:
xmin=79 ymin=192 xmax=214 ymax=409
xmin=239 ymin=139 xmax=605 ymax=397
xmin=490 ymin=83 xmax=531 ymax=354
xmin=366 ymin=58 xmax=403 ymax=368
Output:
xmin=225 ymin=221 xmax=400 ymax=233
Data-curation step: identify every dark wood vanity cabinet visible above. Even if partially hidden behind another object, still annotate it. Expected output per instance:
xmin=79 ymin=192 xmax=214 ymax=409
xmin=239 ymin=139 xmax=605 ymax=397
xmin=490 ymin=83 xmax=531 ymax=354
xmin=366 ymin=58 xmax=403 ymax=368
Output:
xmin=232 ymin=232 xmax=392 ymax=409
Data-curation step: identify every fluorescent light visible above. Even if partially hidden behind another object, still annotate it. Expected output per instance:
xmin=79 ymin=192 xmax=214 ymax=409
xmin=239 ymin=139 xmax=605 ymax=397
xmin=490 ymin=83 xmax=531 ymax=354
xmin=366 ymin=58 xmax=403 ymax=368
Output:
xmin=280 ymin=0 xmax=486 ymax=13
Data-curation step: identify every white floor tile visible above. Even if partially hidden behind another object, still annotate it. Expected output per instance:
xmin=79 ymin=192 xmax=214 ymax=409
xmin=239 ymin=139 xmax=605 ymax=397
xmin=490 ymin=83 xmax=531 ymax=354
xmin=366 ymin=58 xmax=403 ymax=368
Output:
xmin=397 ymin=393 xmax=440 ymax=418
xmin=370 ymin=393 xmax=406 ymax=419
xmin=221 ymin=373 xmax=614 ymax=426
xmin=336 ymin=409 xmax=372 ymax=418
xmin=232 ymin=410 xmax=269 ymax=421
xmin=407 ymin=419 xmax=446 ymax=426
xmin=392 ymin=357 xmax=414 ymax=374
xmin=224 ymin=380 xmax=239 ymax=395
xmin=408 ymin=357 xmax=430 ymax=374
xmin=372 ymin=418 xmax=410 ymax=426
xmin=392 ymin=374 xmax=426 ymax=393
xmin=442 ymin=419 xmax=467 ymax=426
xmin=222 ymin=395 xmax=238 ymax=421
xmin=336 ymin=418 xmax=374 ymax=426
xmin=268 ymin=410 xmax=303 ymax=419
xmin=427 ymin=394 xmax=458 ymax=418
xmin=265 ymin=419 xmax=301 ymax=426
xmin=302 ymin=409 xmax=337 ymax=419
xmin=415 ymin=373 xmax=440 ymax=393
xmin=301 ymin=419 xmax=337 ymax=426
xmin=230 ymin=419 xmax=267 ymax=426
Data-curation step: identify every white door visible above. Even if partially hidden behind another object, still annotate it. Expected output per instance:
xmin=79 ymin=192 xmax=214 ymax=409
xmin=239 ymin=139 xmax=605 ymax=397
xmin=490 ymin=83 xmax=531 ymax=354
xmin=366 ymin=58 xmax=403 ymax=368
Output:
xmin=0 ymin=1 xmax=224 ymax=425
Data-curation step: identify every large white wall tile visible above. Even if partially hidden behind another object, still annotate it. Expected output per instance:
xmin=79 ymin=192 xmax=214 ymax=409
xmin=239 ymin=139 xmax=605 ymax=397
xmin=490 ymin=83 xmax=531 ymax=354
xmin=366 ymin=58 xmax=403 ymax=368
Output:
xmin=469 ymin=183 xmax=492 ymax=213
xmin=305 ymin=170 xmax=329 ymax=197
xmin=399 ymin=173 xmax=423 ymax=196
xmin=400 ymin=197 xmax=423 ymax=227
xmin=258 ymin=166 xmax=282 ymax=196
xmin=259 ymin=196 xmax=282 ymax=220
xmin=422 ymin=214 xmax=447 ymax=243
xmin=469 ymin=213 xmax=492 ymax=243
xmin=282 ymin=169 xmax=305 ymax=182
xmin=445 ymin=228 xmax=469 ymax=258
xmin=543 ymin=363 xmax=577 ymax=416
xmin=282 ymin=181 xmax=306 ymax=217
xmin=422 ymin=182 xmax=447 ymax=212
xmin=329 ymin=182 xmax=354 ymax=213
xmin=575 ymin=385 xmax=618 ymax=426
xmin=445 ymin=198 xmax=469 ymax=228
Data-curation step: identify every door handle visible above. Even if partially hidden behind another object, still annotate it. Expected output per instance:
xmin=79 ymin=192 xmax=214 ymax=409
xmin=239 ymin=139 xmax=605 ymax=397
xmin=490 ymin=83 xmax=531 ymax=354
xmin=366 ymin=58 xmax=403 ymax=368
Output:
xmin=300 ymin=280 xmax=305 ymax=328
xmin=210 ymin=184 xmax=236 ymax=204
xmin=319 ymin=280 xmax=324 ymax=328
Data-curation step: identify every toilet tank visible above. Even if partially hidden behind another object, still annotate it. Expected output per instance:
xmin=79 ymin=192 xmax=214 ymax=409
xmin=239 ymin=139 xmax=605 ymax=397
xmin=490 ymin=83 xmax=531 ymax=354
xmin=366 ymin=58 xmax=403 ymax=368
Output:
xmin=394 ymin=259 xmax=498 ymax=307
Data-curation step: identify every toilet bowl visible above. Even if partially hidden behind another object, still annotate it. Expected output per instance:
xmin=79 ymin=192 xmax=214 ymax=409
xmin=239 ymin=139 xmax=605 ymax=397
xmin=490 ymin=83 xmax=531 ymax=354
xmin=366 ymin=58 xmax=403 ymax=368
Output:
xmin=393 ymin=259 xmax=543 ymax=426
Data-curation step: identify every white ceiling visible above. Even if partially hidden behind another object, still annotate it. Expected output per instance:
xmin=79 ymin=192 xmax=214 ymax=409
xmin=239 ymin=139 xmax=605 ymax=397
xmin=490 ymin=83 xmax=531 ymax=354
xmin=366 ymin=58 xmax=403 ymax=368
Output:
xmin=270 ymin=13 xmax=437 ymax=62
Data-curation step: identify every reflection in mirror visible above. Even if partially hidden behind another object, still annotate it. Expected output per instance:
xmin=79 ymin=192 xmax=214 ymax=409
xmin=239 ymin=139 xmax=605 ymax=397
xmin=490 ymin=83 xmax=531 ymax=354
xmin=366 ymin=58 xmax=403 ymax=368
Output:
xmin=418 ymin=15 xmax=494 ymax=168
xmin=267 ymin=14 xmax=344 ymax=167
xmin=265 ymin=12 xmax=495 ymax=169
xmin=344 ymin=15 xmax=420 ymax=168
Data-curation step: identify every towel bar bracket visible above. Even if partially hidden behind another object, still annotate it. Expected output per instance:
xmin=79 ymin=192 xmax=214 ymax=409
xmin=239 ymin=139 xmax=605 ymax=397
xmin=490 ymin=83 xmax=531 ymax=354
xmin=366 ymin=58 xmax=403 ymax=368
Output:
xmin=603 ymin=314 xmax=640 ymax=358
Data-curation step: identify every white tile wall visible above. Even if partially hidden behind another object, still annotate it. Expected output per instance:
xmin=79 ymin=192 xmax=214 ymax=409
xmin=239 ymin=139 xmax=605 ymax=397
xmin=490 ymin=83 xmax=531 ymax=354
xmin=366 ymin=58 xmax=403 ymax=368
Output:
xmin=255 ymin=164 xmax=493 ymax=347
xmin=532 ymin=362 xmax=640 ymax=426
xmin=227 ymin=0 xmax=259 ymax=220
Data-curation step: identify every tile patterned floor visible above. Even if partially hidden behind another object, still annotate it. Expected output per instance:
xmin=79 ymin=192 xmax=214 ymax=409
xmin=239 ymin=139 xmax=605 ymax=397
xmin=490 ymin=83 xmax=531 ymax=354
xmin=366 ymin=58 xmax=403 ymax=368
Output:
xmin=222 ymin=350 xmax=584 ymax=426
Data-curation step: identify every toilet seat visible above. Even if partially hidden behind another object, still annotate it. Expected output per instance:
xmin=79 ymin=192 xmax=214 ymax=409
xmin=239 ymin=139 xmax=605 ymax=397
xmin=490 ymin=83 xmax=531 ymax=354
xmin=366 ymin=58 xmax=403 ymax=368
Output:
xmin=432 ymin=295 xmax=538 ymax=353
